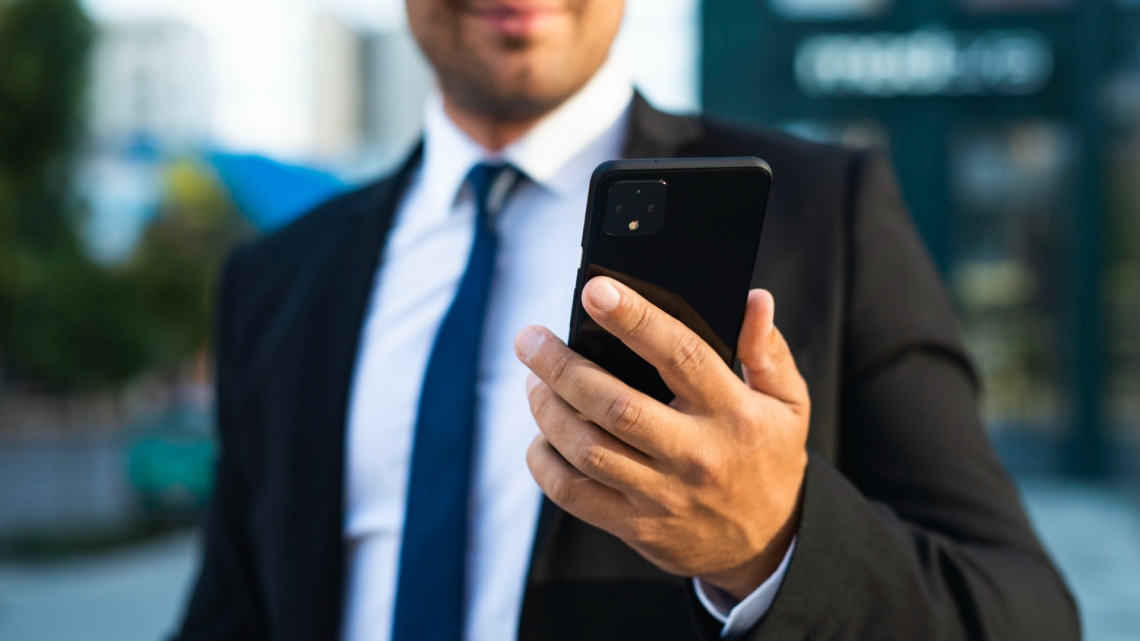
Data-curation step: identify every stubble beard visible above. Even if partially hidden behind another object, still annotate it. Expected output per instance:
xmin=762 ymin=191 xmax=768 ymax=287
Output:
xmin=437 ymin=53 xmax=574 ymax=123
xmin=425 ymin=0 xmax=599 ymax=123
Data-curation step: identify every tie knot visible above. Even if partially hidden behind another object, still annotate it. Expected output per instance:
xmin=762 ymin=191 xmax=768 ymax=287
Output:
xmin=467 ymin=163 xmax=520 ymax=223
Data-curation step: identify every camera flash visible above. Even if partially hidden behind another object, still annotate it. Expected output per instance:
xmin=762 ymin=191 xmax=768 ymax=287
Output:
xmin=629 ymin=220 xmax=640 ymax=231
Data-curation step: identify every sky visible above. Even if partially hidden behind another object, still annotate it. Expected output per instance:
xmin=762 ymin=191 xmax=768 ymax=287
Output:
xmin=80 ymin=0 xmax=701 ymax=160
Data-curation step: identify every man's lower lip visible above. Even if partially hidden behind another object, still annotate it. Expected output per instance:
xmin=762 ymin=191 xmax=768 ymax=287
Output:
xmin=470 ymin=9 xmax=562 ymax=37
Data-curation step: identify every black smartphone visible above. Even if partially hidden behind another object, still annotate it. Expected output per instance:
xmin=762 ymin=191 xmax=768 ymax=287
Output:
xmin=568 ymin=157 xmax=772 ymax=403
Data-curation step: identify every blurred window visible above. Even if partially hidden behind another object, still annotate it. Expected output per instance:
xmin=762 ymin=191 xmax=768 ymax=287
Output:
xmin=947 ymin=122 xmax=1076 ymax=436
xmin=1105 ymin=61 xmax=1140 ymax=444
xmin=769 ymin=0 xmax=891 ymax=21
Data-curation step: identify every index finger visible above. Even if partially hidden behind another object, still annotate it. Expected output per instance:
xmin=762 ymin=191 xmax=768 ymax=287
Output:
xmin=515 ymin=326 xmax=691 ymax=463
xmin=581 ymin=276 xmax=736 ymax=408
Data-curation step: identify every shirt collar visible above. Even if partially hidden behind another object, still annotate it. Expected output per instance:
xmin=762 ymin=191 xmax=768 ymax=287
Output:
xmin=419 ymin=56 xmax=634 ymax=215
xmin=501 ymin=57 xmax=633 ymax=195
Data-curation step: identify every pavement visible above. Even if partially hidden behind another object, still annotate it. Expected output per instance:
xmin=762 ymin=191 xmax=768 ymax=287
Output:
xmin=0 ymin=532 xmax=198 ymax=641
xmin=1018 ymin=477 xmax=1140 ymax=641
xmin=0 ymin=478 xmax=1137 ymax=641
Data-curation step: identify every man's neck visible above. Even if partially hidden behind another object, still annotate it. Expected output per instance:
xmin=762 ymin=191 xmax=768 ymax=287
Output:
xmin=441 ymin=96 xmax=549 ymax=153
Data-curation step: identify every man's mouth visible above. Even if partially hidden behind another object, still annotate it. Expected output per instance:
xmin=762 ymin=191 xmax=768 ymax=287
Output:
xmin=468 ymin=2 xmax=565 ymax=38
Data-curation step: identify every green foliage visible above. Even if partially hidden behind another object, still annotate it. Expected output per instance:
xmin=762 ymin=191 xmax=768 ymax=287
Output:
xmin=3 ymin=159 xmax=249 ymax=391
xmin=123 ymin=160 xmax=250 ymax=374
xmin=0 ymin=0 xmax=250 ymax=392
xmin=0 ymin=0 xmax=92 ymax=247
xmin=0 ymin=0 xmax=100 ymax=391
xmin=4 ymin=246 xmax=150 ymax=389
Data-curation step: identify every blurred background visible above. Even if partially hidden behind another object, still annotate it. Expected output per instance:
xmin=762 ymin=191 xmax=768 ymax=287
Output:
xmin=0 ymin=0 xmax=1137 ymax=639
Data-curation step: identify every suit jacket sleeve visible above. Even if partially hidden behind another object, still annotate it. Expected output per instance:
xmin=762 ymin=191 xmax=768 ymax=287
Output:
xmin=741 ymin=152 xmax=1079 ymax=640
xmin=174 ymin=247 xmax=269 ymax=641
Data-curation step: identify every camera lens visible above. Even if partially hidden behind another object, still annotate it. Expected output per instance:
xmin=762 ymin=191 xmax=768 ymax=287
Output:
xmin=604 ymin=180 xmax=666 ymax=236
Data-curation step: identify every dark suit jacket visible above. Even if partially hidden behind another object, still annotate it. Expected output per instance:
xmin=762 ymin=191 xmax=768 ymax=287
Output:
xmin=175 ymin=96 xmax=1079 ymax=641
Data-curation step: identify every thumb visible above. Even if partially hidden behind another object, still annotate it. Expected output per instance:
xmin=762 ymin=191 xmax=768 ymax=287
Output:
xmin=737 ymin=289 xmax=809 ymax=408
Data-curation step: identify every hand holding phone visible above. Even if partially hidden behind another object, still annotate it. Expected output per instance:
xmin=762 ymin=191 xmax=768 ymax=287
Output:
xmin=514 ymin=158 xmax=812 ymax=600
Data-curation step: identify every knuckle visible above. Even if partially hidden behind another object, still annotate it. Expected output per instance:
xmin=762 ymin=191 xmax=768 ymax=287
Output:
xmin=547 ymin=351 xmax=576 ymax=386
xmin=682 ymin=447 xmax=721 ymax=486
xmin=769 ymin=343 xmax=792 ymax=371
xmin=546 ymin=474 xmax=575 ymax=506
xmin=529 ymin=386 xmax=556 ymax=420
xmin=574 ymin=438 xmax=608 ymax=474
xmin=767 ymin=332 xmax=796 ymax=371
xmin=625 ymin=302 xmax=655 ymax=339
xmin=604 ymin=393 xmax=643 ymax=434
xmin=626 ymin=517 xmax=664 ymax=549
xmin=671 ymin=333 xmax=709 ymax=376
xmin=724 ymin=393 xmax=752 ymax=426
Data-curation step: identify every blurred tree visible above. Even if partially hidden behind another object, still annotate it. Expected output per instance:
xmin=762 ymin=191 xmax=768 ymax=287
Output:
xmin=0 ymin=0 xmax=250 ymax=392
xmin=0 ymin=0 xmax=127 ymax=391
xmin=0 ymin=0 xmax=90 ymax=248
xmin=125 ymin=160 xmax=250 ymax=374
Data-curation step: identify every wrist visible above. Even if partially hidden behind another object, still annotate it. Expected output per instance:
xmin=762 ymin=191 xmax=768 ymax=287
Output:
xmin=699 ymin=493 xmax=802 ymax=600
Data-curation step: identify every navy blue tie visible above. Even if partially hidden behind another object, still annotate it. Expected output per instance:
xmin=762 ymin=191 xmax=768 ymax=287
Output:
xmin=391 ymin=163 xmax=521 ymax=641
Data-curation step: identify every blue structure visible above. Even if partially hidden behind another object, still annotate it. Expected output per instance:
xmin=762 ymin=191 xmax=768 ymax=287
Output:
xmin=211 ymin=154 xmax=350 ymax=231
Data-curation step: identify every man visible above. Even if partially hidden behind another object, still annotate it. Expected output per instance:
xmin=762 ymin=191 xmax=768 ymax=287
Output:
xmin=176 ymin=1 xmax=1079 ymax=639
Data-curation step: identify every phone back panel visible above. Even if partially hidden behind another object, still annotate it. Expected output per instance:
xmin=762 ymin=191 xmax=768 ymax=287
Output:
xmin=569 ymin=158 xmax=772 ymax=403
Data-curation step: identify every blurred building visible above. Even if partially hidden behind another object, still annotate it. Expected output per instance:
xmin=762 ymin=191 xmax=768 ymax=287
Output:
xmin=88 ymin=22 xmax=211 ymax=151
xmin=361 ymin=27 xmax=435 ymax=168
xmin=312 ymin=15 xmax=433 ymax=172
xmin=313 ymin=16 xmax=365 ymax=160
xmin=81 ymin=21 xmax=212 ymax=265
xmin=77 ymin=15 xmax=434 ymax=262
xmin=705 ymin=0 xmax=1140 ymax=477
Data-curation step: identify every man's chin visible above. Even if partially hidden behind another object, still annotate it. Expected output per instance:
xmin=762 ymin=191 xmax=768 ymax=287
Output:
xmin=455 ymin=82 xmax=569 ymax=123
xmin=447 ymin=50 xmax=580 ymax=119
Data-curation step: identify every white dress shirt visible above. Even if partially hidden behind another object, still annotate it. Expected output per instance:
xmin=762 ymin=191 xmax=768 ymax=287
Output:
xmin=341 ymin=58 xmax=791 ymax=641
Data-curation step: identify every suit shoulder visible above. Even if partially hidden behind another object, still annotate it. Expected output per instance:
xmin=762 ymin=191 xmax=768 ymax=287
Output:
xmin=239 ymin=176 xmax=396 ymax=267
xmin=693 ymin=117 xmax=892 ymax=227
xmin=222 ymin=167 xmax=408 ymax=300
xmin=696 ymin=117 xmax=862 ymax=177
xmin=215 ymin=170 xmax=405 ymax=373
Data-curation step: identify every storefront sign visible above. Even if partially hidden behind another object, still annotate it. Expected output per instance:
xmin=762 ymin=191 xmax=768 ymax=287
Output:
xmin=794 ymin=28 xmax=1053 ymax=97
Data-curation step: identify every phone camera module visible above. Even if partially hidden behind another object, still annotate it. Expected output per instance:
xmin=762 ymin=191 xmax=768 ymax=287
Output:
xmin=604 ymin=180 xmax=666 ymax=236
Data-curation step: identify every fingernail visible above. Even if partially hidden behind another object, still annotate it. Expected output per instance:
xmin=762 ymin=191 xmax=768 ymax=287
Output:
xmin=587 ymin=279 xmax=621 ymax=312
xmin=516 ymin=327 xmax=546 ymax=359
xmin=525 ymin=372 xmax=542 ymax=393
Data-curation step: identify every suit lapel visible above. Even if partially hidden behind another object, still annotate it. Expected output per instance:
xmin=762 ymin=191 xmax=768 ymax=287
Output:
xmin=624 ymin=92 xmax=704 ymax=160
xmin=282 ymin=146 xmax=423 ymax=640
